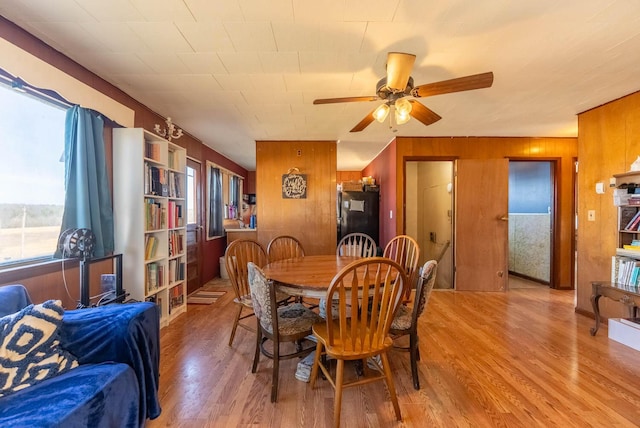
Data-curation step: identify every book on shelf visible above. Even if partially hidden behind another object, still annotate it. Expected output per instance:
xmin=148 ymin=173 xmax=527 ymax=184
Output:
xmin=621 ymin=206 xmax=638 ymax=229
xmin=169 ymin=284 xmax=185 ymax=313
xmin=168 ymin=150 xmax=176 ymax=170
xmin=145 ymin=235 xmax=159 ymax=259
xmin=630 ymin=263 xmax=640 ymax=286
xmin=168 ymin=230 xmax=184 ymax=257
xmin=168 ymin=171 xmax=183 ymax=198
xmin=167 ymin=201 xmax=183 ymax=229
xmin=612 ymin=255 xmax=640 ymax=286
xmin=168 ymin=259 xmax=186 ymax=282
xmin=145 ymin=141 xmax=161 ymax=161
xmin=623 ymin=209 xmax=640 ymax=230
xmin=145 ymin=262 xmax=165 ymax=293
xmin=147 ymin=165 xmax=168 ymax=196
xmin=145 ymin=199 xmax=166 ymax=231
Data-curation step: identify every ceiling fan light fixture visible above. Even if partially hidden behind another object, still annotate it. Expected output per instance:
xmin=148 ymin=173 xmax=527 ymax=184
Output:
xmin=373 ymin=103 xmax=390 ymax=123
xmin=395 ymin=108 xmax=411 ymax=125
xmin=395 ymin=97 xmax=412 ymax=115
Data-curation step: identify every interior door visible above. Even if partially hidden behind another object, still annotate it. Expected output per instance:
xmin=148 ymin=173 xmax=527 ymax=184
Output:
xmin=186 ymin=158 xmax=203 ymax=295
xmin=455 ymin=159 xmax=509 ymax=291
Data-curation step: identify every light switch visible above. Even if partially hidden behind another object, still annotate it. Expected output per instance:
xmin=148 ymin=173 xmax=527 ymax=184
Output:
xmin=588 ymin=210 xmax=596 ymax=221
xmin=595 ymin=182 xmax=605 ymax=194
xmin=389 ymin=210 xmax=393 ymax=219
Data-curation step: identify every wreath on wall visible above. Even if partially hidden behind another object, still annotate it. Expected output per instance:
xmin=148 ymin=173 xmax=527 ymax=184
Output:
xmin=282 ymin=168 xmax=307 ymax=199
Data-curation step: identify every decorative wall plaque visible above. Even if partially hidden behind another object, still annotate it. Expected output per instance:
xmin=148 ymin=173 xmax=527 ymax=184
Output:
xmin=282 ymin=173 xmax=307 ymax=199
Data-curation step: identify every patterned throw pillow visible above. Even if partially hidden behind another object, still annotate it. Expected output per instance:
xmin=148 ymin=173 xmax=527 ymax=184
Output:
xmin=0 ymin=300 xmax=78 ymax=397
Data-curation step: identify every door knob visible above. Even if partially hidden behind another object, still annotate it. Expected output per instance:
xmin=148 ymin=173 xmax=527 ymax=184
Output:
xmin=498 ymin=215 xmax=509 ymax=221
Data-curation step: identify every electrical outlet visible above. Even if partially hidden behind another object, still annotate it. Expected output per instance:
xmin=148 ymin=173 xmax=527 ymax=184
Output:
xmin=588 ymin=210 xmax=596 ymax=221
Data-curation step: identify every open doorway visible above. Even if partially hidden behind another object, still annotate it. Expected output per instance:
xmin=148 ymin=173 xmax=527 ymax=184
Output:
xmin=508 ymin=161 xmax=553 ymax=287
xmin=405 ymin=161 xmax=454 ymax=289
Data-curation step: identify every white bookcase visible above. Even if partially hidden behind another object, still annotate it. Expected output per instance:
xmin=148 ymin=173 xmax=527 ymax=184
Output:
xmin=113 ymin=128 xmax=187 ymax=327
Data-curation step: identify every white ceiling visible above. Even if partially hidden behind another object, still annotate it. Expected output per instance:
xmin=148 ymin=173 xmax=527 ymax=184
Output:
xmin=2 ymin=0 xmax=640 ymax=170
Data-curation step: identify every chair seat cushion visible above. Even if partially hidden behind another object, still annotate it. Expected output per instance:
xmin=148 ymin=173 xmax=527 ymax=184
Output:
xmin=263 ymin=303 xmax=321 ymax=336
xmin=236 ymin=291 xmax=290 ymax=308
xmin=390 ymin=304 xmax=412 ymax=331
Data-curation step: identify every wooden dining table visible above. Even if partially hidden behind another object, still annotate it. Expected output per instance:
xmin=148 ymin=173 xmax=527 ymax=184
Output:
xmin=262 ymin=255 xmax=360 ymax=298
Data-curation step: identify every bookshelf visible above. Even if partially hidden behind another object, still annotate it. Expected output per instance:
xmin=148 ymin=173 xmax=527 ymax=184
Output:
xmin=601 ymin=171 xmax=640 ymax=349
xmin=613 ymin=171 xmax=640 ymax=285
xmin=113 ymin=128 xmax=187 ymax=327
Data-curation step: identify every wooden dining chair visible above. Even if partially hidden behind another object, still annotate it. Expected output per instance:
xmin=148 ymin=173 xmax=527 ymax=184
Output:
xmin=247 ymin=262 xmax=320 ymax=402
xmin=318 ymin=233 xmax=378 ymax=319
xmin=309 ymin=257 xmax=407 ymax=428
xmin=336 ymin=232 xmax=377 ymax=257
xmin=267 ymin=235 xmax=305 ymax=263
xmin=389 ymin=259 xmax=437 ymax=390
xmin=383 ymin=235 xmax=420 ymax=301
xmin=225 ymin=239 xmax=267 ymax=346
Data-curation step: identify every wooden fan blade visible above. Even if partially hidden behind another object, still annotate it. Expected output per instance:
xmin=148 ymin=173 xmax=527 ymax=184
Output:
xmin=386 ymin=52 xmax=416 ymax=92
xmin=412 ymin=72 xmax=494 ymax=98
xmin=313 ymin=96 xmax=378 ymax=105
xmin=350 ymin=108 xmax=377 ymax=132
xmin=409 ymin=100 xmax=442 ymax=126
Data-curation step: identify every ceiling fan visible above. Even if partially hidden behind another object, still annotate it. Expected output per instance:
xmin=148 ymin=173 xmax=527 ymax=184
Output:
xmin=313 ymin=52 xmax=494 ymax=132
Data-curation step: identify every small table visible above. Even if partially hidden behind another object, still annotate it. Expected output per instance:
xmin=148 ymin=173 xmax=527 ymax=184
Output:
xmin=263 ymin=255 xmax=360 ymax=298
xmin=590 ymin=281 xmax=640 ymax=335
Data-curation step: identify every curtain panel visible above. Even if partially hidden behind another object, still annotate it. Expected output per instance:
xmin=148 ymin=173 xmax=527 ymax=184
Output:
xmin=208 ymin=166 xmax=223 ymax=238
xmin=57 ymin=105 xmax=114 ymax=258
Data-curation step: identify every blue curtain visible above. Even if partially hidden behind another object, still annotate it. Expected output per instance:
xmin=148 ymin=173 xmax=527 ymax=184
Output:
xmin=56 ymin=105 xmax=114 ymax=258
xmin=208 ymin=166 xmax=223 ymax=237
xmin=230 ymin=175 xmax=241 ymax=209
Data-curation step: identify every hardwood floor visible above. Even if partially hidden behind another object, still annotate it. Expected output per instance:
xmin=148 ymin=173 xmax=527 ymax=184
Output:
xmin=147 ymin=282 xmax=640 ymax=427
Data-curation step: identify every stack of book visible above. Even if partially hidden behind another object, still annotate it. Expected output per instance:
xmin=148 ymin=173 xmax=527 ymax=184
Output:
xmin=144 ymin=235 xmax=159 ymax=260
xmin=623 ymin=211 xmax=640 ymax=231
xmin=623 ymin=238 xmax=640 ymax=252
xmin=612 ymin=255 xmax=640 ymax=287
xmin=145 ymin=262 xmax=165 ymax=293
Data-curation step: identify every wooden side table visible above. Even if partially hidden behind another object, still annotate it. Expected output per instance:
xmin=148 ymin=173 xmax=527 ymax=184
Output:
xmin=590 ymin=281 xmax=640 ymax=335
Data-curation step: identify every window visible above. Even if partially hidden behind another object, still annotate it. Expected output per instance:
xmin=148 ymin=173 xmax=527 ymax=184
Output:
xmin=0 ymin=81 xmax=66 ymax=266
xmin=206 ymin=161 xmax=243 ymax=239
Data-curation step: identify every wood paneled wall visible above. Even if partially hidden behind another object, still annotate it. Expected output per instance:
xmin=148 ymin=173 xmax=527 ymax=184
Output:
xmin=577 ymin=90 xmax=640 ymax=316
xmin=256 ymin=141 xmax=337 ymax=255
xmin=363 ymin=136 xmax=577 ymax=289
xmin=336 ymin=171 xmax=361 ymax=183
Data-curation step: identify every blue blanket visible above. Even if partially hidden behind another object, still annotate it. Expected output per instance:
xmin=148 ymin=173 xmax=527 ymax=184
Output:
xmin=0 ymin=362 xmax=140 ymax=427
xmin=59 ymin=302 xmax=162 ymax=425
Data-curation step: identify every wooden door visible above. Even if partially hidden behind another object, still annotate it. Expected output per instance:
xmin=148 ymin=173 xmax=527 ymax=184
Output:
xmin=455 ymin=159 xmax=509 ymax=291
xmin=186 ymin=158 xmax=203 ymax=294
